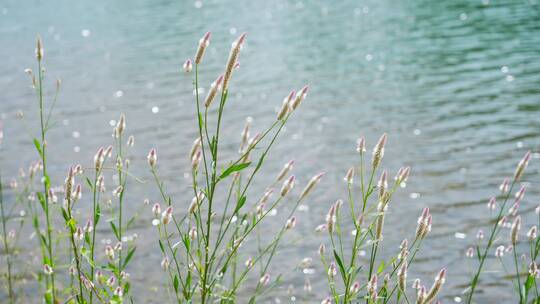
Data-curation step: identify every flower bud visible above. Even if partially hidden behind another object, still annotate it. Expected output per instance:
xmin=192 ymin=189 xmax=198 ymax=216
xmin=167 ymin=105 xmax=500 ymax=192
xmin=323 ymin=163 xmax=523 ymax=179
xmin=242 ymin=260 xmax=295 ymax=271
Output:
xmin=194 ymin=32 xmax=211 ymax=65
xmin=280 ymin=175 xmax=295 ymax=197
xmin=147 ymin=148 xmax=157 ymax=167
xmin=183 ymin=59 xmax=193 ymax=73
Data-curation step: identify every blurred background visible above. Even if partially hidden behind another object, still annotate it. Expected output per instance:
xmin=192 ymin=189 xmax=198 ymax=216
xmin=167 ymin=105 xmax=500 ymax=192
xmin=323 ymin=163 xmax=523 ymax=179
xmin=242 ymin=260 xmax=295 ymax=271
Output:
xmin=1 ymin=0 xmax=540 ymax=302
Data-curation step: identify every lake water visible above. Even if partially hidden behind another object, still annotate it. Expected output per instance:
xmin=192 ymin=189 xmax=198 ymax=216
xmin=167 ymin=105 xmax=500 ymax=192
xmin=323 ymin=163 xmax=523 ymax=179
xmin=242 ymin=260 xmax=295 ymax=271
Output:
xmin=1 ymin=0 xmax=540 ymax=302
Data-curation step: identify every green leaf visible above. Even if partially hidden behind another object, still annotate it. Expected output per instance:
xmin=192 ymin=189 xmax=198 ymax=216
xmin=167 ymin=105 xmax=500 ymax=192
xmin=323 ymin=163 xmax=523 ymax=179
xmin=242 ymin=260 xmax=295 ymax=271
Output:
xmin=123 ymin=247 xmax=136 ymax=268
xmin=234 ymin=196 xmax=247 ymax=214
xmin=33 ymin=138 xmax=42 ymax=156
xmin=377 ymin=260 xmax=385 ymax=273
xmin=94 ymin=204 xmax=101 ymax=226
xmin=37 ymin=192 xmax=46 ymax=211
xmin=173 ymin=275 xmax=179 ymax=293
xmin=333 ymin=250 xmax=346 ymax=280
xmin=110 ymin=222 xmax=120 ymax=240
xmin=220 ymin=162 xmax=251 ymax=180
xmin=85 ymin=177 xmax=93 ymax=190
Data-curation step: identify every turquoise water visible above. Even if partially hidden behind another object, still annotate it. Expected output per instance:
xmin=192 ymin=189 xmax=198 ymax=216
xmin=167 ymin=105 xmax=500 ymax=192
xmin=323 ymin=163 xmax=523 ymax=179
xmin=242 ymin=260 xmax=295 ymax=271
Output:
xmin=1 ymin=0 xmax=540 ymax=302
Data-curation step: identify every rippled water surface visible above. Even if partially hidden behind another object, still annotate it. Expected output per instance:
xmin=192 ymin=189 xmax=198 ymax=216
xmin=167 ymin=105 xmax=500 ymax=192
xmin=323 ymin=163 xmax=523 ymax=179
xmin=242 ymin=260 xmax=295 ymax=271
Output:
xmin=1 ymin=0 xmax=540 ymax=302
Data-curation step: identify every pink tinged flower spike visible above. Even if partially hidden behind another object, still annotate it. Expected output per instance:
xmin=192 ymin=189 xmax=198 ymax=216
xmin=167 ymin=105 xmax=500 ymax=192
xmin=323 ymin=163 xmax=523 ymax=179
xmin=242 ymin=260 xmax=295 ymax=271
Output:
xmin=326 ymin=204 xmax=337 ymax=233
xmin=114 ymin=286 xmax=123 ymax=297
xmin=416 ymin=286 xmax=427 ymax=304
xmin=511 ymin=215 xmax=521 ymax=245
xmin=72 ymin=184 xmax=82 ymax=201
xmin=529 ymin=262 xmax=539 ymax=277
xmin=116 ymin=113 xmax=126 ymax=137
xmin=424 ymin=268 xmax=446 ymax=304
xmin=204 ymin=74 xmax=224 ymax=107
xmin=277 ymin=91 xmax=295 ymax=120
xmin=280 ymin=175 xmax=295 ymax=197
xmin=239 ymin=117 xmax=252 ymax=153
xmin=285 ymin=216 xmax=297 ymax=229
xmin=378 ymin=170 xmax=388 ymax=201
xmin=147 ymin=148 xmax=157 ymax=168
xmin=398 ymin=262 xmax=408 ymax=291
xmin=194 ymin=32 xmax=211 ymax=65
xmin=357 ymin=136 xmax=366 ymax=153
xmin=527 ymin=226 xmax=537 ymax=241
xmin=36 ymin=36 xmax=44 ymax=61
xmin=396 ymin=166 xmax=411 ymax=185
xmin=508 ymin=201 xmax=519 ymax=216
xmin=189 ymin=226 xmax=197 ymax=240
xmin=48 ymin=188 xmax=58 ymax=203
xmin=499 ymin=177 xmax=510 ymax=194
xmin=84 ymin=218 xmax=93 ymax=233
xmin=514 ymin=151 xmax=531 ymax=181
xmin=350 ymin=281 xmax=361 ymax=294
xmin=222 ymin=33 xmax=247 ymax=92
xmin=191 ymin=150 xmax=202 ymax=171
xmin=368 ymin=275 xmax=378 ymax=300
xmin=328 ymin=262 xmax=337 ymax=277
xmin=372 ymin=133 xmax=388 ymax=169
xmin=321 ymin=297 xmax=332 ymax=304
xmin=487 ymin=197 xmax=496 ymax=210
xmin=494 ymin=246 xmax=504 ymax=257
xmin=344 ymin=167 xmax=354 ymax=184
xmin=259 ymin=273 xmax=270 ymax=286
xmin=300 ymin=172 xmax=325 ymax=200
xmin=514 ymin=185 xmax=526 ymax=203
xmin=127 ymin=135 xmax=135 ymax=147
xmin=415 ymin=207 xmax=431 ymax=240
xmin=245 ymin=257 xmax=254 ymax=268
xmin=476 ymin=230 xmax=484 ymax=240
xmin=412 ymin=278 xmax=421 ymax=289
xmin=190 ymin=137 xmax=202 ymax=160
xmin=290 ymin=85 xmax=309 ymax=110
xmin=277 ymin=160 xmax=294 ymax=182
xmin=161 ymin=256 xmax=170 ymax=270
xmin=106 ymin=275 xmax=116 ymax=287
xmin=183 ymin=59 xmax=193 ymax=73
xmin=318 ymin=243 xmax=326 ymax=256
xmin=105 ymin=245 xmax=115 ymax=260
xmin=152 ymin=203 xmax=161 ymax=218
xmin=161 ymin=206 xmax=173 ymax=225
xmin=43 ymin=264 xmax=53 ymax=275
xmin=466 ymin=247 xmax=474 ymax=258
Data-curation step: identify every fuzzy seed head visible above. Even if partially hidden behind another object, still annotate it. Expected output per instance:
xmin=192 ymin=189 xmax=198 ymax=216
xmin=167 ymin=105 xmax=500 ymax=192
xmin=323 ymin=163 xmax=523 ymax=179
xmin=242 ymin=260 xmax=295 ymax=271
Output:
xmin=222 ymin=33 xmax=247 ymax=91
xmin=514 ymin=151 xmax=531 ymax=181
xmin=344 ymin=167 xmax=354 ymax=184
xmin=300 ymin=172 xmax=325 ymax=200
xmin=183 ymin=58 xmax=193 ymax=73
xmin=527 ymin=226 xmax=537 ymax=241
xmin=280 ymin=175 xmax=295 ymax=197
xmin=147 ymin=148 xmax=157 ymax=167
xmin=277 ymin=160 xmax=294 ymax=182
xmin=372 ymin=133 xmax=387 ymax=169
xmin=290 ymin=85 xmax=309 ymax=110
xmin=194 ymin=32 xmax=211 ymax=64
xmin=511 ymin=216 xmax=521 ymax=245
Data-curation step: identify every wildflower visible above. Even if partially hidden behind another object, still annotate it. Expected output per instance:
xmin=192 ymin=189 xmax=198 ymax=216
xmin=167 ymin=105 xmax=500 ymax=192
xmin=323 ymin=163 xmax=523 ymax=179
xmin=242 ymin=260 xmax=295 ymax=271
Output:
xmin=367 ymin=275 xmax=378 ymax=300
xmin=116 ymin=114 xmax=126 ymax=137
xmin=48 ymin=188 xmax=58 ymax=203
xmin=344 ymin=167 xmax=354 ymax=184
xmin=204 ymin=74 xmax=224 ymax=107
xmin=105 ymin=145 xmax=113 ymax=158
xmin=114 ymin=286 xmax=123 ymax=297
xmin=191 ymin=150 xmax=202 ymax=171
xmin=183 ymin=59 xmax=193 ymax=73
xmin=81 ymin=276 xmax=94 ymax=290
xmin=69 ymin=265 xmax=77 ymax=276
xmin=514 ymin=151 xmax=531 ymax=181
xmin=259 ymin=273 xmax=270 ymax=286
xmin=238 ymin=117 xmax=252 ymax=153
xmin=285 ymin=216 xmax=297 ymax=229
xmin=412 ymin=278 xmax=421 ymax=289
xmin=194 ymin=32 xmax=211 ymax=64
xmin=112 ymin=185 xmax=123 ymax=198
xmin=514 ymin=185 xmax=526 ymax=204
xmin=277 ymin=160 xmax=294 ymax=182
xmin=378 ymin=170 xmax=388 ymax=200
xmin=495 ymin=245 xmax=505 ymax=258
xmin=476 ymin=230 xmax=484 ymax=240
xmin=321 ymin=297 xmax=332 ymax=304
xmin=487 ymin=197 xmax=496 ymax=210
xmin=399 ymin=239 xmax=409 ymax=260
xmin=328 ymin=262 xmax=337 ymax=277
xmin=105 ymin=245 xmax=115 ymax=260
xmin=97 ymin=175 xmax=105 ymax=192
xmin=300 ymin=172 xmax=325 ymax=200
xmin=189 ymin=226 xmax=197 ymax=240
xmin=245 ymin=257 xmax=253 ymax=268
xmin=161 ymin=256 xmax=170 ymax=270
xmin=466 ymin=247 xmax=474 ymax=258
xmin=527 ymin=226 xmax=537 ymax=241
xmin=350 ymin=281 xmax=360 ymax=294
xmin=114 ymin=242 xmax=122 ymax=251
xmin=398 ymin=262 xmax=407 ymax=291
xmin=529 ymin=262 xmax=539 ymax=277
xmin=511 ymin=216 xmax=521 ymax=245
xmin=300 ymin=257 xmax=312 ymax=268
xmin=290 ymin=85 xmax=309 ymax=110
xmin=280 ymin=175 xmax=295 ymax=197
xmin=416 ymin=286 xmax=427 ymax=304
xmin=315 ymin=224 xmax=327 ymax=232
xmin=499 ymin=178 xmax=510 ymax=194
xmin=372 ymin=133 xmax=387 ymax=169
xmin=127 ymin=135 xmax=135 ymax=147
xmin=424 ymin=268 xmax=446 ymax=304
xmin=84 ymin=218 xmax=93 ymax=233
xmin=318 ymin=243 xmax=326 ymax=256
xmin=73 ymin=164 xmax=83 ymax=175
xmin=415 ymin=207 xmax=431 ymax=240
xmin=43 ymin=264 xmax=53 ymax=275
xmin=356 ymin=137 xmax=366 ymax=153
xmin=277 ymin=91 xmax=295 ymax=120
xmin=72 ymin=184 xmax=82 ymax=201
xmin=107 ymin=276 xmax=116 ymax=287
xmin=222 ymin=33 xmax=247 ymax=91
xmin=36 ymin=36 xmax=44 ymax=60
xmin=304 ymin=279 xmax=312 ymax=292
xmin=326 ymin=204 xmax=337 ymax=233
xmin=147 ymin=148 xmax=157 ymax=167
xmin=162 ymin=206 xmax=173 ymax=225
xmin=375 ymin=201 xmax=387 ymax=240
